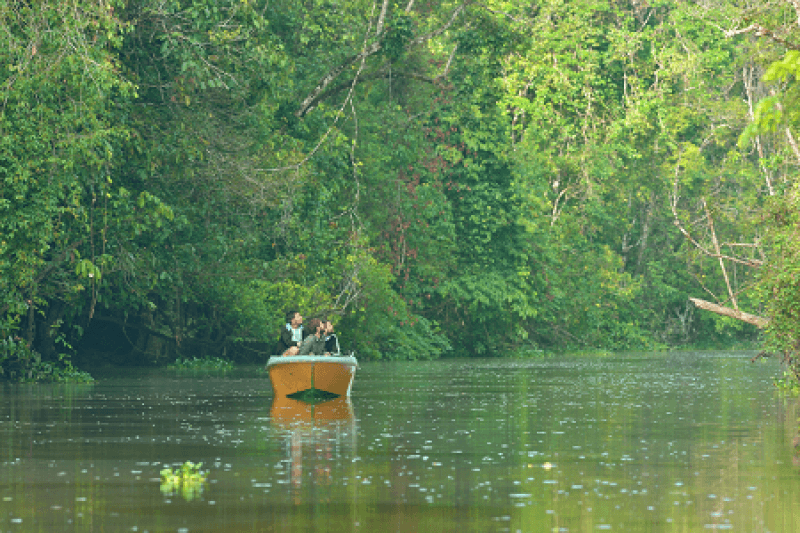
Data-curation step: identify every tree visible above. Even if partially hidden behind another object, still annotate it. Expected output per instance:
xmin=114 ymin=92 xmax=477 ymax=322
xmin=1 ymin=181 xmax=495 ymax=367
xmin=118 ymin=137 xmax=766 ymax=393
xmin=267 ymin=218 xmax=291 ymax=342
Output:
xmin=0 ymin=0 xmax=137 ymax=361
xmin=725 ymin=1 xmax=800 ymax=375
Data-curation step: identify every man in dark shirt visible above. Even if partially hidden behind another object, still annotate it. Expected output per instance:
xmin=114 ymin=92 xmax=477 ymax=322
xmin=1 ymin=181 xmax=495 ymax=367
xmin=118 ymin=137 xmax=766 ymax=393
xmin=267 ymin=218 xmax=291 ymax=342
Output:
xmin=276 ymin=310 xmax=303 ymax=356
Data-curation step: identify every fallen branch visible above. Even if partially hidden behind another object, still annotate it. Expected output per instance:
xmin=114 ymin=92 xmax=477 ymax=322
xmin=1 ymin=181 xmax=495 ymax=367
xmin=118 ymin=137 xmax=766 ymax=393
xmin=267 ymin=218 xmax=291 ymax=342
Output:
xmin=688 ymin=297 xmax=769 ymax=329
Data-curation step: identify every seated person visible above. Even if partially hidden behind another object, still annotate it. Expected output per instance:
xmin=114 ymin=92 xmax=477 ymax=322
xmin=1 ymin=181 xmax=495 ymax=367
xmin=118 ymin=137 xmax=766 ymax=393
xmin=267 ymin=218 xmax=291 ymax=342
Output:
xmin=276 ymin=310 xmax=303 ymax=356
xmin=297 ymin=318 xmax=327 ymax=356
xmin=323 ymin=320 xmax=340 ymax=355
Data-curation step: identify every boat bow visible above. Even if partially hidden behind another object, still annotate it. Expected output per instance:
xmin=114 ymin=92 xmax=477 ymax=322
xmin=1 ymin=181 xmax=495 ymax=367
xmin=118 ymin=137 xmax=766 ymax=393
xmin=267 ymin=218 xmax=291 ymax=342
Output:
xmin=267 ymin=355 xmax=358 ymax=400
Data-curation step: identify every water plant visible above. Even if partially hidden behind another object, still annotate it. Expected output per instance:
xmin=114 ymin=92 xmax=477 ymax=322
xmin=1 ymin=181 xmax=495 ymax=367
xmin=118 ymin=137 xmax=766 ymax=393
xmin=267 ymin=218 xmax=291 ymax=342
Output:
xmin=160 ymin=461 xmax=207 ymax=502
xmin=509 ymin=346 xmax=550 ymax=359
xmin=167 ymin=356 xmax=233 ymax=372
xmin=774 ymin=370 xmax=800 ymax=395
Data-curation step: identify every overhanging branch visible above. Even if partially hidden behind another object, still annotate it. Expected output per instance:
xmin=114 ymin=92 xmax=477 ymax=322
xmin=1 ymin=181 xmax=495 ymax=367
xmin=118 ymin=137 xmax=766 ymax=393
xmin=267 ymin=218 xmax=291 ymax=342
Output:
xmin=688 ymin=297 xmax=768 ymax=328
xmin=295 ymin=2 xmax=470 ymax=117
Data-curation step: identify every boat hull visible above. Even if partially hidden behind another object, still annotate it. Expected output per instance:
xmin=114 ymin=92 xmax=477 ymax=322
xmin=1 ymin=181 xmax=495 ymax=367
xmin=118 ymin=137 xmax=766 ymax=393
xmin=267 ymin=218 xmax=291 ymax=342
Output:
xmin=267 ymin=355 xmax=357 ymax=399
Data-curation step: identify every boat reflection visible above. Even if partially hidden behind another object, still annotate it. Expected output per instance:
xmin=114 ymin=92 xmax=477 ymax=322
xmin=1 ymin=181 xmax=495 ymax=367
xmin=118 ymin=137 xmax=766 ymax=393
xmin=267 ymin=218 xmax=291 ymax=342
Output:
xmin=270 ymin=396 xmax=357 ymax=504
xmin=270 ymin=395 xmax=355 ymax=423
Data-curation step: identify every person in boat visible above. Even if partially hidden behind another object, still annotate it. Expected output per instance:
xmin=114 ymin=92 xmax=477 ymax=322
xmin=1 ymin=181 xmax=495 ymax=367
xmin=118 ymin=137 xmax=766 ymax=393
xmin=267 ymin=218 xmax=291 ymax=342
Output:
xmin=297 ymin=317 xmax=327 ymax=356
xmin=323 ymin=320 xmax=340 ymax=355
xmin=276 ymin=310 xmax=304 ymax=356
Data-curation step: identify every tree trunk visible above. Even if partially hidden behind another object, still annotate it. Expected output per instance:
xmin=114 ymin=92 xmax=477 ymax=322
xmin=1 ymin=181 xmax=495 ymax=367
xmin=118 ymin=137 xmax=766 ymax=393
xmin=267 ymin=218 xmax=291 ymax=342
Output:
xmin=35 ymin=299 xmax=67 ymax=360
xmin=688 ymin=297 xmax=769 ymax=328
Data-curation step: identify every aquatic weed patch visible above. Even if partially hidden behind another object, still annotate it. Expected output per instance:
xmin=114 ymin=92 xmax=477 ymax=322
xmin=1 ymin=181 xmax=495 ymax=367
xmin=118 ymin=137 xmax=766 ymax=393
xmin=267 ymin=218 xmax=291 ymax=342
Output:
xmin=160 ymin=461 xmax=208 ymax=502
xmin=167 ymin=357 xmax=233 ymax=372
xmin=774 ymin=370 xmax=800 ymax=395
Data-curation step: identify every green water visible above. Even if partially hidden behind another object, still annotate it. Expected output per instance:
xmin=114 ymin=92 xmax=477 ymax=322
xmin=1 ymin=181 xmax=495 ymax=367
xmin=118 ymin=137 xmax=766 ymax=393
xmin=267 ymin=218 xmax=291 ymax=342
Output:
xmin=1 ymin=352 xmax=798 ymax=532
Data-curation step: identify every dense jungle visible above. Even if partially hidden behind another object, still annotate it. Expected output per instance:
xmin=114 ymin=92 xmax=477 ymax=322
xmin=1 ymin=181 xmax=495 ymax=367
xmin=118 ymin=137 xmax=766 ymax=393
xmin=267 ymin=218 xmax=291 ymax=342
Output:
xmin=2 ymin=0 xmax=800 ymax=381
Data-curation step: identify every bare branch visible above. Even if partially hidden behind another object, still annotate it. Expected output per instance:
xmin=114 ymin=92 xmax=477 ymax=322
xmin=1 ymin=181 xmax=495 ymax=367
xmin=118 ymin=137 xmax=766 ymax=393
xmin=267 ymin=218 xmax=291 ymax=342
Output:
xmin=703 ymin=198 xmax=737 ymax=310
xmin=298 ymin=56 xmax=457 ymax=111
xmin=295 ymin=44 xmax=380 ymax=118
xmin=376 ymin=0 xmax=390 ymax=35
xmin=771 ymin=91 xmax=800 ymax=165
xmin=670 ymin=168 xmax=764 ymax=268
xmin=296 ymin=2 xmax=469 ymax=118
xmin=725 ymin=21 xmax=800 ymax=50
xmin=790 ymin=0 xmax=800 ymax=28
xmin=723 ymin=24 xmax=759 ymax=38
xmin=743 ymin=65 xmax=775 ymax=195
xmin=689 ymin=297 xmax=768 ymax=328
xmin=440 ymin=43 xmax=458 ymax=80
xmin=474 ymin=2 xmax=532 ymax=24
xmin=408 ymin=2 xmax=469 ymax=47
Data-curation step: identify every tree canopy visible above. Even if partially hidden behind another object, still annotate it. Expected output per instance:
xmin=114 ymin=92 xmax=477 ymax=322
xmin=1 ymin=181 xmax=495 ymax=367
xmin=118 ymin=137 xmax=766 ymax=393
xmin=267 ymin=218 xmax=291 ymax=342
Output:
xmin=2 ymin=0 xmax=798 ymax=377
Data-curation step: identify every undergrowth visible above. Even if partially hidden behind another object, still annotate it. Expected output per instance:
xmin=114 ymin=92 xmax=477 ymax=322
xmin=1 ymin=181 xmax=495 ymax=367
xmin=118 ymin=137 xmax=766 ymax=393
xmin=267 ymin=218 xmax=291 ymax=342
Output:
xmin=0 ymin=337 xmax=94 ymax=383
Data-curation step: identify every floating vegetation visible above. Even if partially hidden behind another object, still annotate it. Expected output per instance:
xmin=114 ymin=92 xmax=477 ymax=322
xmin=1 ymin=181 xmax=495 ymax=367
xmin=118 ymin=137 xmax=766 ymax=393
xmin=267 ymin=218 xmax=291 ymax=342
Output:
xmin=160 ymin=461 xmax=208 ymax=502
xmin=774 ymin=371 xmax=800 ymax=395
xmin=167 ymin=357 xmax=233 ymax=372
xmin=287 ymin=388 xmax=340 ymax=404
xmin=33 ymin=361 xmax=94 ymax=384
xmin=510 ymin=347 xmax=550 ymax=359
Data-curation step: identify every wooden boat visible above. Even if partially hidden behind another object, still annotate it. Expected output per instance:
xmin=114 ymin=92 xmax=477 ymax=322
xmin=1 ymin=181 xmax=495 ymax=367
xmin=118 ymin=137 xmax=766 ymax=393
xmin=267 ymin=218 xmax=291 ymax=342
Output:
xmin=266 ymin=355 xmax=358 ymax=400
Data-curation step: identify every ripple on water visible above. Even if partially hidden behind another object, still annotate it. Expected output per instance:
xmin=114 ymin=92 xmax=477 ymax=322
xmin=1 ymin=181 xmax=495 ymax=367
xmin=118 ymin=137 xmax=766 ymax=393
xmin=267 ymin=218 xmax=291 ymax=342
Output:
xmin=0 ymin=354 xmax=788 ymax=531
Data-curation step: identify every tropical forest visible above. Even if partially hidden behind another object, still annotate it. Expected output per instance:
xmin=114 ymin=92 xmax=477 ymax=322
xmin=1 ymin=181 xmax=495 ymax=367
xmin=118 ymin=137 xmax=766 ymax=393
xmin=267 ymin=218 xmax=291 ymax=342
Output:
xmin=2 ymin=0 xmax=800 ymax=382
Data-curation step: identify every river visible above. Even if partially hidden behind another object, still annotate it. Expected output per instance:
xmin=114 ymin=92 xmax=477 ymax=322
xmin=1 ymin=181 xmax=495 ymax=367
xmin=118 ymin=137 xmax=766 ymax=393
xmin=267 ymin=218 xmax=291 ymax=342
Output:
xmin=1 ymin=351 xmax=798 ymax=532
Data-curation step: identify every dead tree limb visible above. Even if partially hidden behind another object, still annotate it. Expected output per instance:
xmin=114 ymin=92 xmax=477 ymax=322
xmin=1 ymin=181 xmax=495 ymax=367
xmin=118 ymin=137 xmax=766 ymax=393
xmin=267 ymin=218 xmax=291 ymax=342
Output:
xmin=688 ymin=297 xmax=769 ymax=328
xmin=703 ymin=198 xmax=738 ymax=311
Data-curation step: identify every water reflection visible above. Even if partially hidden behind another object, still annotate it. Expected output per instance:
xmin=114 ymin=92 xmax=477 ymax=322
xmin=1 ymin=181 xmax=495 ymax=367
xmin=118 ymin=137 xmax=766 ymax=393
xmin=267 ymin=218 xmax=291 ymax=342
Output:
xmin=270 ymin=395 xmax=355 ymax=424
xmin=270 ymin=396 xmax=357 ymax=506
xmin=3 ymin=354 xmax=800 ymax=531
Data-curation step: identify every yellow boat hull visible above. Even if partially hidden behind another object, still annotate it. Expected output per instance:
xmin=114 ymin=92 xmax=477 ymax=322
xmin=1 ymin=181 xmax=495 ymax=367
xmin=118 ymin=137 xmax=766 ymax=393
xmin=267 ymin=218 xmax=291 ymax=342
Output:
xmin=267 ymin=355 xmax=358 ymax=399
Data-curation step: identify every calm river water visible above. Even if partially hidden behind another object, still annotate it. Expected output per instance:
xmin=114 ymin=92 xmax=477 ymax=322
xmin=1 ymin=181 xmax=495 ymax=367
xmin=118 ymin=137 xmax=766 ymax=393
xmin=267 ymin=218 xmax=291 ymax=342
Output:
xmin=1 ymin=352 xmax=799 ymax=532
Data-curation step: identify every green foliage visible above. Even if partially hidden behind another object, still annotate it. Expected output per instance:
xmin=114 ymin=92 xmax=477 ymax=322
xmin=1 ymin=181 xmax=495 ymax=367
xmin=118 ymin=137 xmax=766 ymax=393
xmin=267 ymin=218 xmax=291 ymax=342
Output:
xmin=774 ymin=370 xmax=800 ymax=395
xmin=759 ymin=48 xmax=800 ymax=138
xmin=0 ymin=337 xmax=94 ymax=383
xmin=167 ymin=356 xmax=233 ymax=372
xmin=0 ymin=0 xmax=786 ymax=370
xmin=382 ymin=10 xmax=415 ymax=60
xmin=731 ymin=5 xmax=800 ymax=387
xmin=160 ymin=461 xmax=207 ymax=501
xmin=335 ymin=252 xmax=452 ymax=360
xmin=0 ymin=0 xmax=134 ymax=335
xmin=757 ymin=189 xmax=800 ymax=357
